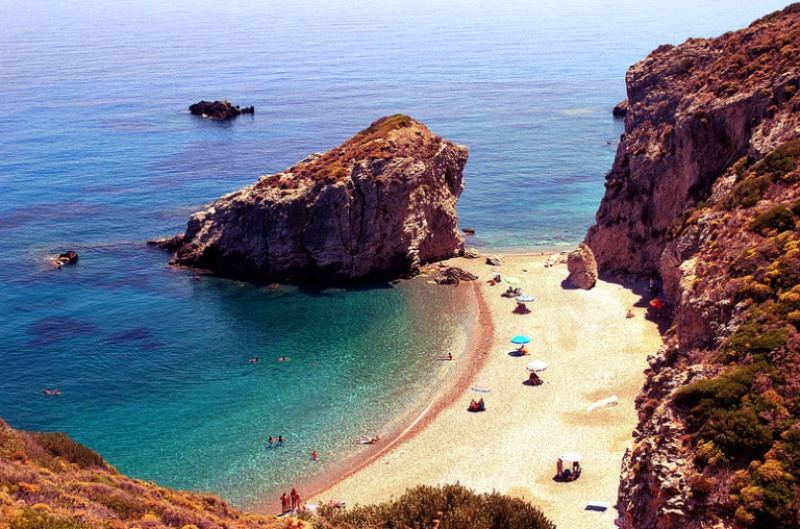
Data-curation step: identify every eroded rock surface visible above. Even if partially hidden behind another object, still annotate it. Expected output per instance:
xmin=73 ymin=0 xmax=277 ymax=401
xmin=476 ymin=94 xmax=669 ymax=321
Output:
xmin=153 ymin=115 xmax=468 ymax=283
xmin=565 ymin=243 xmax=597 ymax=289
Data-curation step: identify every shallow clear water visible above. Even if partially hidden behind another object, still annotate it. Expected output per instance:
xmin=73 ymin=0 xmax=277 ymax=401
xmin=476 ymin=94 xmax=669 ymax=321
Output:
xmin=0 ymin=0 xmax=789 ymax=509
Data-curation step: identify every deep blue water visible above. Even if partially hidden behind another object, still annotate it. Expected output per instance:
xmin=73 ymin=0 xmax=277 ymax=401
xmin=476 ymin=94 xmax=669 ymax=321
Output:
xmin=0 ymin=0 xmax=790 ymax=510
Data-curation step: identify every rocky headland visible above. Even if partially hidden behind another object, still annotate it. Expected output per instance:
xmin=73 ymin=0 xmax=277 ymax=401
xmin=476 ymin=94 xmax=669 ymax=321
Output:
xmin=587 ymin=5 xmax=800 ymax=528
xmin=152 ymin=115 xmax=468 ymax=283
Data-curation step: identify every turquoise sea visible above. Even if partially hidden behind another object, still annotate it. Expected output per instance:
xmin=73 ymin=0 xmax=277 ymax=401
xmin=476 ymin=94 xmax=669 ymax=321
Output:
xmin=0 ymin=0 xmax=790 ymax=510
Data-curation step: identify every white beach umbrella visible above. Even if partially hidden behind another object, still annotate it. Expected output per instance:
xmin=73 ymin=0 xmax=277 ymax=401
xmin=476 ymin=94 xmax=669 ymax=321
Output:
xmin=560 ymin=452 xmax=583 ymax=463
xmin=525 ymin=360 xmax=548 ymax=372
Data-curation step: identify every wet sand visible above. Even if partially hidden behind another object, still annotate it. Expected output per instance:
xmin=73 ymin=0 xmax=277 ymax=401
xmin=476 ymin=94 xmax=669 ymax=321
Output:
xmin=308 ymin=253 xmax=663 ymax=528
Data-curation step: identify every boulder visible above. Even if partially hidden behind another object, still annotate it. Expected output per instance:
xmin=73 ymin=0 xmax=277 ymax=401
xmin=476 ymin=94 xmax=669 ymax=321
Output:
xmin=612 ymin=100 xmax=629 ymax=117
xmin=151 ymin=115 xmax=468 ymax=284
xmin=434 ymin=267 xmax=478 ymax=285
xmin=464 ymin=248 xmax=481 ymax=259
xmin=566 ymin=243 xmax=597 ymax=289
xmin=486 ymin=254 xmax=503 ymax=266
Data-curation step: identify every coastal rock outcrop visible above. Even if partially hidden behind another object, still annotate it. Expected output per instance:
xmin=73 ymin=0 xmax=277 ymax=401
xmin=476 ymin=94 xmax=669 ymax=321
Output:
xmin=565 ymin=243 xmax=597 ymax=289
xmin=189 ymin=100 xmax=254 ymax=119
xmin=153 ymin=115 xmax=468 ymax=283
xmin=585 ymin=5 xmax=800 ymax=529
xmin=57 ymin=251 xmax=78 ymax=265
xmin=587 ymin=5 xmax=800 ymax=277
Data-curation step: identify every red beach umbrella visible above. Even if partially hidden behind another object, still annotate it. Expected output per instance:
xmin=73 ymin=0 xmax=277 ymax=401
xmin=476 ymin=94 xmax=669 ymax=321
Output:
xmin=649 ymin=299 xmax=666 ymax=309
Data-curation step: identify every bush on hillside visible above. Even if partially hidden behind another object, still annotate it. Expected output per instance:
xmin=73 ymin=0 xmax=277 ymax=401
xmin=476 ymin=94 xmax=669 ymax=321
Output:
xmin=28 ymin=432 xmax=107 ymax=471
xmin=750 ymin=205 xmax=796 ymax=235
xmin=311 ymin=483 xmax=555 ymax=529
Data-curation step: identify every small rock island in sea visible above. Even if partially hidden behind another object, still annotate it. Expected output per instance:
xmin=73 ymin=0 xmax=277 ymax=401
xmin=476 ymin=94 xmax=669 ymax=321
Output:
xmin=151 ymin=115 xmax=469 ymax=283
xmin=189 ymin=100 xmax=255 ymax=119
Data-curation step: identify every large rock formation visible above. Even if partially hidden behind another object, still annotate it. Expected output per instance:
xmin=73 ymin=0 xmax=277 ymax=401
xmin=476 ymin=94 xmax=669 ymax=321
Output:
xmin=152 ymin=115 xmax=468 ymax=283
xmin=565 ymin=243 xmax=597 ymax=289
xmin=587 ymin=5 xmax=800 ymax=277
xmin=585 ymin=6 xmax=800 ymax=529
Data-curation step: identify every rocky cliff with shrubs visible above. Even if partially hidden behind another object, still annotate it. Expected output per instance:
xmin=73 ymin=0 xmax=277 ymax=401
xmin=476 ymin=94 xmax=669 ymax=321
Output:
xmin=152 ymin=115 xmax=468 ymax=284
xmin=0 ymin=419 xmax=288 ymax=529
xmin=0 ymin=418 xmax=554 ymax=529
xmin=587 ymin=5 xmax=800 ymax=529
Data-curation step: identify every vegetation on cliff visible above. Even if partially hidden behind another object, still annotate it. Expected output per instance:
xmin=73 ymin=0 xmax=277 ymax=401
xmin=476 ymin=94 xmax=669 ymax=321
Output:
xmin=665 ymin=136 xmax=800 ymax=529
xmin=0 ymin=419 xmax=286 ymax=529
xmin=155 ymin=115 xmax=467 ymax=283
xmin=0 ymin=420 xmax=555 ymax=529
xmin=598 ymin=5 xmax=800 ymax=529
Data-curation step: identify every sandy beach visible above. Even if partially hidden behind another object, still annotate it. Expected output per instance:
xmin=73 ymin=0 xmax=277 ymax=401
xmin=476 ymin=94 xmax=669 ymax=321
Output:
xmin=309 ymin=253 xmax=663 ymax=528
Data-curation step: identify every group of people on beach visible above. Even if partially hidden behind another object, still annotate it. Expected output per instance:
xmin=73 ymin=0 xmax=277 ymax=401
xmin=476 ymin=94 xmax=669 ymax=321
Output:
xmin=280 ymin=488 xmax=302 ymax=514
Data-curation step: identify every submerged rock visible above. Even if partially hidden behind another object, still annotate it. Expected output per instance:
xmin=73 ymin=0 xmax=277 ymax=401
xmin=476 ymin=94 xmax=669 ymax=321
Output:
xmin=189 ymin=100 xmax=254 ymax=120
xmin=152 ymin=115 xmax=468 ymax=283
xmin=54 ymin=250 xmax=79 ymax=267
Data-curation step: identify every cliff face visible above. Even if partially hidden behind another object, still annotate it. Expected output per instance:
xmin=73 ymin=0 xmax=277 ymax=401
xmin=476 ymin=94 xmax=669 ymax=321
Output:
xmin=0 ymin=419 xmax=286 ymax=529
xmin=154 ymin=115 xmax=468 ymax=283
xmin=587 ymin=7 xmax=800 ymax=276
xmin=586 ymin=6 xmax=800 ymax=529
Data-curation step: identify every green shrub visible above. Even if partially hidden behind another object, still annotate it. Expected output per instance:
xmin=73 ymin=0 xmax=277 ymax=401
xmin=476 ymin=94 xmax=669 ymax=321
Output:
xmin=756 ymin=139 xmax=800 ymax=179
xmin=726 ymin=175 xmax=772 ymax=209
xmin=29 ymin=432 xmax=108 ymax=471
xmin=675 ymin=366 xmax=755 ymax=411
xmin=10 ymin=508 xmax=90 ymax=529
xmin=94 ymin=491 xmax=146 ymax=520
xmin=750 ymin=205 xmax=796 ymax=235
xmin=700 ymin=407 xmax=774 ymax=460
xmin=723 ymin=324 xmax=788 ymax=359
xmin=312 ymin=483 xmax=555 ymax=529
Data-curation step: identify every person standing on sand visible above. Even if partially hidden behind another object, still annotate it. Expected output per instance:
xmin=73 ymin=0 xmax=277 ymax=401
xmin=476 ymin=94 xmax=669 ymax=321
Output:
xmin=290 ymin=488 xmax=300 ymax=510
xmin=280 ymin=492 xmax=290 ymax=514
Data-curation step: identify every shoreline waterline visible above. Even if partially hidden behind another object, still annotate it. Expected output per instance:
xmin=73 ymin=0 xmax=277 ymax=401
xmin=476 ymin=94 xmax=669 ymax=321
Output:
xmin=254 ymin=278 xmax=494 ymax=514
xmin=306 ymin=253 xmax=664 ymax=528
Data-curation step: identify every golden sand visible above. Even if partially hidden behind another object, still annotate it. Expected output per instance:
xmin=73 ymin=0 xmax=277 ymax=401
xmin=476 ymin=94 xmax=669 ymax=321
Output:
xmin=309 ymin=254 xmax=663 ymax=529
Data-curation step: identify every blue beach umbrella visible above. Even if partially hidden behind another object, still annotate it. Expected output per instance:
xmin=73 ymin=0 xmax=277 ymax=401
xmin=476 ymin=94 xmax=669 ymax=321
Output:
xmin=510 ymin=335 xmax=531 ymax=345
xmin=515 ymin=295 xmax=535 ymax=303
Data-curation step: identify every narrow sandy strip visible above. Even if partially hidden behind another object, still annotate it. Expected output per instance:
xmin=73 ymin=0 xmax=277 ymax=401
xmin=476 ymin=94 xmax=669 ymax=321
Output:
xmin=309 ymin=254 xmax=663 ymax=529
xmin=292 ymin=279 xmax=493 ymax=508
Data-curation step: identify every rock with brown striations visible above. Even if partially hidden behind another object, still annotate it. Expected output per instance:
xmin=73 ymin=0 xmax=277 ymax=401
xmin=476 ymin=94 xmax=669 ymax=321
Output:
xmin=434 ymin=267 xmax=478 ymax=285
xmin=152 ymin=115 xmax=468 ymax=283
xmin=464 ymin=247 xmax=481 ymax=259
xmin=189 ymin=100 xmax=254 ymax=120
xmin=586 ymin=5 xmax=800 ymax=278
xmin=565 ymin=243 xmax=597 ymax=289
